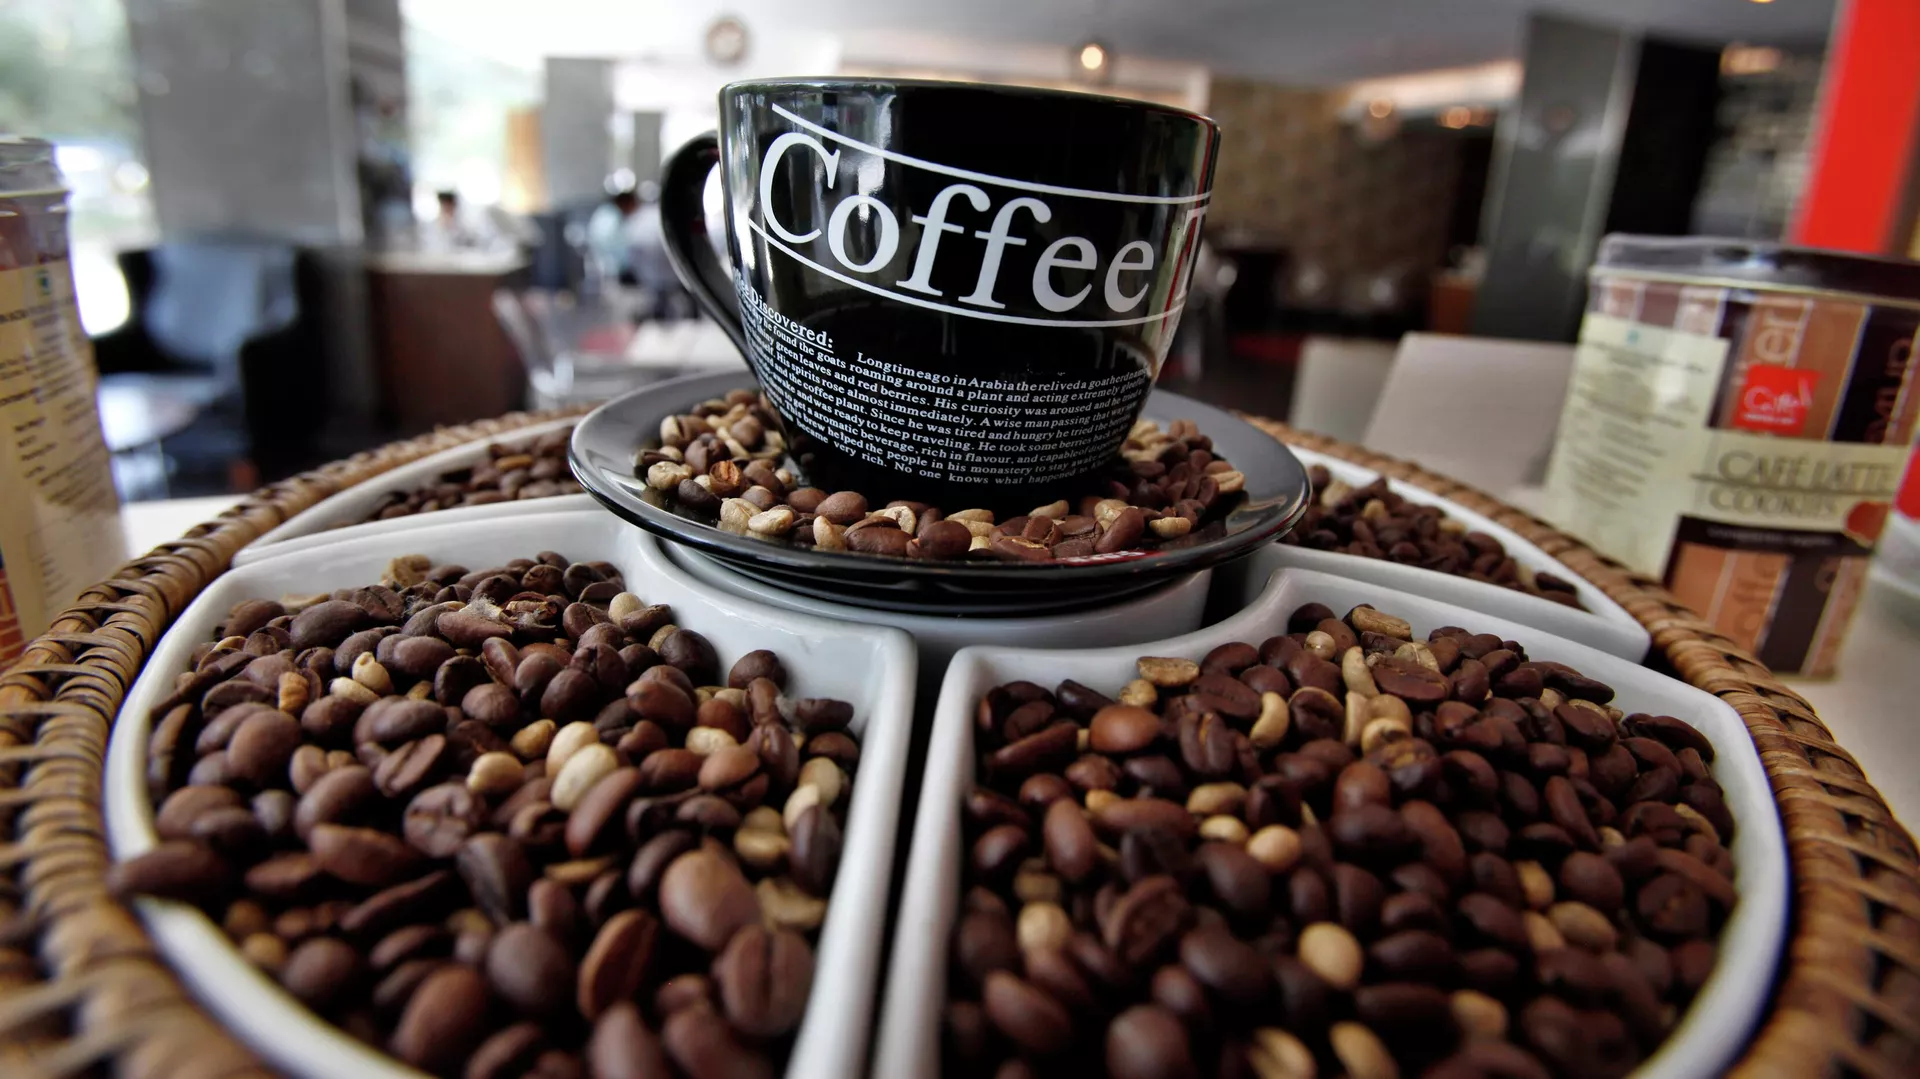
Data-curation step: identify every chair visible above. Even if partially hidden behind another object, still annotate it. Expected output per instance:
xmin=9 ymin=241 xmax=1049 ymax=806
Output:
xmin=492 ymin=287 xmax=672 ymax=409
xmin=1284 ymin=336 xmax=1399 ymax=444
xmin=1359 ymin=332 xmax=1577 ymax=494
xmin=91 ymin=241 xmax=324 ymax=495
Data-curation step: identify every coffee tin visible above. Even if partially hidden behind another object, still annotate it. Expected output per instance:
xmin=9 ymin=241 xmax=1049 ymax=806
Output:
xmin=0 ymin=137 xmax=125 ymax=664
xmin=1542 ymin=236 xmax=1920 ymax=676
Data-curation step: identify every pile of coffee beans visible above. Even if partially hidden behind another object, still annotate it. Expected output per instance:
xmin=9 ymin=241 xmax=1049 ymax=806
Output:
xmin=948 ymin=601 xmax=1736 ymax=1079
xmin=358 ymin=427 xmax=581 ymax=524
xmin=1283 ymin=465 xmax=1587 ymax=611
xmin=111 ymin=549 xmax=861 ymax=1079
xmin=636 ymin=390 xmax=1245 ymax=563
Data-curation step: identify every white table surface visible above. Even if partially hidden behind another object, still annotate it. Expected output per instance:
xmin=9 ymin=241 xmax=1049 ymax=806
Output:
xmin=122 ymin=496 xmax=243 ymax=554
xmin=621 ymin=319 xmax=748 ymax=371
xmin=120 ymin=492 xmax=1920 ymax=833
xmin=1787 ymin=580 xmax=1920 ymax=833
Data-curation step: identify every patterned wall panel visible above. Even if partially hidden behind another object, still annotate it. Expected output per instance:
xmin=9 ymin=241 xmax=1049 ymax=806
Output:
xmin=1206 ymin=78 xmax=1464 ymax=282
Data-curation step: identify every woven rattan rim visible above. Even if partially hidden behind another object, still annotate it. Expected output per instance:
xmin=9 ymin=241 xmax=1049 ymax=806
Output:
xmin=0 ymin=408 xmax=587 ymax=1079
xmin=0 ymin=409 xmax=1914 ymax=1078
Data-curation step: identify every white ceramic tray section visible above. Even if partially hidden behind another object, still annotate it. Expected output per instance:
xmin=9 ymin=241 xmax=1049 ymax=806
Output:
xmin=234 ymin=416 xmax=591 ymax=567
xmin=661 ymin=543 xmax=1213 ymax=703
xmin=1212 ymin=444 xmax=1651 ymax=661
xmin=105 ymin=509 xmax=916 ymax=1079
xmin=875 ymin=565 xmax=1786 ymax=1079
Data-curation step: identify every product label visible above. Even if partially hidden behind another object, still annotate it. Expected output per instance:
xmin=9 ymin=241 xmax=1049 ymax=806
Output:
xmin=1729 ymin=364 xmax=1817 ymax=435
xmin=1542 ymin=311 xmax=1732 ymax=576
xmin=0 ymin=258 xmax=125 ymax=660
xmin=1545 ymin=279 xmax=1920 ymax=675
xmin=1682 ymin=429 xmax=1904 ymax=536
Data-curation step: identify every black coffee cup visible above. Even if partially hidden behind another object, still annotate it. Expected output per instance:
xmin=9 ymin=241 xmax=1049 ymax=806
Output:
xmin=660 ymin=78 xmax=1220 ymax=506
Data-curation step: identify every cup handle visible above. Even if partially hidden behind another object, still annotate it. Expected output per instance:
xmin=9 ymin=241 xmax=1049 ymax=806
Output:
xmin=659 ymin=131 xmax=748 ymax=355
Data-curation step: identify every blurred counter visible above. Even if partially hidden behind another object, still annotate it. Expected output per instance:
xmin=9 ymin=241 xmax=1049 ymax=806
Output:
xmin=366 ymin=250 xmax=531 ymax=432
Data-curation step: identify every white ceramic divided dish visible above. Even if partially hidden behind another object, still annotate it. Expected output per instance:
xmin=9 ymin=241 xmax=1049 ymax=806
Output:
xmin=1212 ymin=445 xmax=1651 ymax=661
xmin=875 ymin=565 xmax=1785 ymax=1079
xmin=234 ymin=417 xmax=590 ymax=566
xmin=661 ymin=543 xmax=1212 ymax=707
xmin=105 ymin=509 xmax=916 ymax=1079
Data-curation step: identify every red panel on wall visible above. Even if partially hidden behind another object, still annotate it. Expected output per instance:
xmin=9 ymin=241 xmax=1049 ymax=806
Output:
xmin=1791 ymin=0 xmax=1920 ymax=254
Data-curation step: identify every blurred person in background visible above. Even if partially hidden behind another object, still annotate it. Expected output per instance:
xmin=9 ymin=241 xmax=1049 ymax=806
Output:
xmin=588 ymin=181 xmax=691 ymax=319
xmin=422 ymin=188 xmax=480 ymax=251
xmin=587 ymin=185 xmax=642 ymax=283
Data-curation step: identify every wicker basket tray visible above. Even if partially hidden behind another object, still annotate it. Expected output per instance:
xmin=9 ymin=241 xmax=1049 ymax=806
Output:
xmin=0 ymin=410 xmax=1913 ymax=1079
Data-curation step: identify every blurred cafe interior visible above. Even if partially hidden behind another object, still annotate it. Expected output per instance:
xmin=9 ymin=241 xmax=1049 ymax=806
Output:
xmin=10 ymin=0 xmax=1895 ymax=500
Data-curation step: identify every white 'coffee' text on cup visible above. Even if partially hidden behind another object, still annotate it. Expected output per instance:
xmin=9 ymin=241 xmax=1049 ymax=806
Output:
xmin=754 ymin=125 xmax=1207 ymax=324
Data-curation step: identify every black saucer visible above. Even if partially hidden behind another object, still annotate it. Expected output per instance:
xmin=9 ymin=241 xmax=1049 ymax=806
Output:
xmin=570 ymin=372 xmax=1310 ymax=615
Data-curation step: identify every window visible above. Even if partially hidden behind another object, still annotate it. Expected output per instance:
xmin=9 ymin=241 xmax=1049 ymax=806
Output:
xmin=0 ymin=0 xmax=157 ymax=334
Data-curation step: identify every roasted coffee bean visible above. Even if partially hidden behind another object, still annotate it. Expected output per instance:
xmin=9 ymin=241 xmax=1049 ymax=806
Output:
xmin=659 ymin=848 xmax=761 ymax=952
xmin=1090 ymin=705 xmax=1161 ymax=754
xmin=107 ymin=841 xmax=232 ymax=905
xmin=713 ymin=924 xmax=813 ymax=1038
xmin=1636 ymin=872 xmax=1711 ymax=938
xmin=1559 ymin=851 xmax=1626 ymax=911
xmin=280 ymin=936 xmax=363 ymax=1012
xmin=373 ymin=735 xmax=446 ymax=799
xmin=990 ymin=723 xmax=1080 ymax=779
xmin=983 ymin=970 xmax=1073 ymax=1057
xmin=1544 ymin=775 xmax=1600 ymax=849
xmin=362 ymin=431 xmax=580 ymax=526
xmin=1103 ymin=875 xmax=1194 ymax=968
xmin=458 ymin=832 xmax=532 ymax=924
xmin=1332 ymin=862 xmax=1387 ymax=935
xmin=155 ymin=784 xmax=244 ymax=840
xmin=339 ymin=871 xmax=457 ymax=940
xmin=1179 ymin=923 xmax=1269 ymax=1005
xmin=1194 ymin=842 xmax=1269 ymax=920
xmin=1113 ymin=815 xmax=1199 ymax=885
xmin=588 ymin=1003 xmax=669 ymax=1079
xmin=355 ymin=697 xmax=445 ymax=747
xmin=485 ymin=923 xmax=575 ymax=1017
xmin=390 ymin=964 xmax=490 ymax=1072
xmin=789 ymin=803 xmax=843 ymax=897
xmin=1355 ymin=982 xmax=1454 ymax=1040
xmin=402 ymin=782 xmax=482 ymax=858
xmin=1105 ymin=1004 xmax=1194 ymax=1079
xmin=1369 ymin=929 xmax=1456 ymax=982
xmin=465 ymin=1024 xmax=546 ymax=1079
xmin=227 ymin=708 xmax=302 ymax=788
xmin=1044 ymin=798 xmax=1099 ymax=882
xmin=306 ymin=823 xmax=419 ymax=888
xmin=1097 ymin=798 xmax=1197 ymax=841
xmin=1177 ymin=710 xmax=1235 ymax=777
xmin=652 ymin=409 xmax=1239 ymax=562
xmin=291 ymin=600 xmax=372 ymax=652
xmin=1328 ymin=803 xmax=1415 ymax=864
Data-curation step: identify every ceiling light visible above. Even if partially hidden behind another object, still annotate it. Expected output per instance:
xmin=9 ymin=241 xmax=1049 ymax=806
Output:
xmin=1078 ymin=41 xmax=1108 ymax=73
xmin=1440 ymin=106 xmax=1472 ymax=128
xmin=1749 ymin=0 xmax=1774 ymax=4
xmin=1367 ymin=98 xmax=1394 ymax=119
